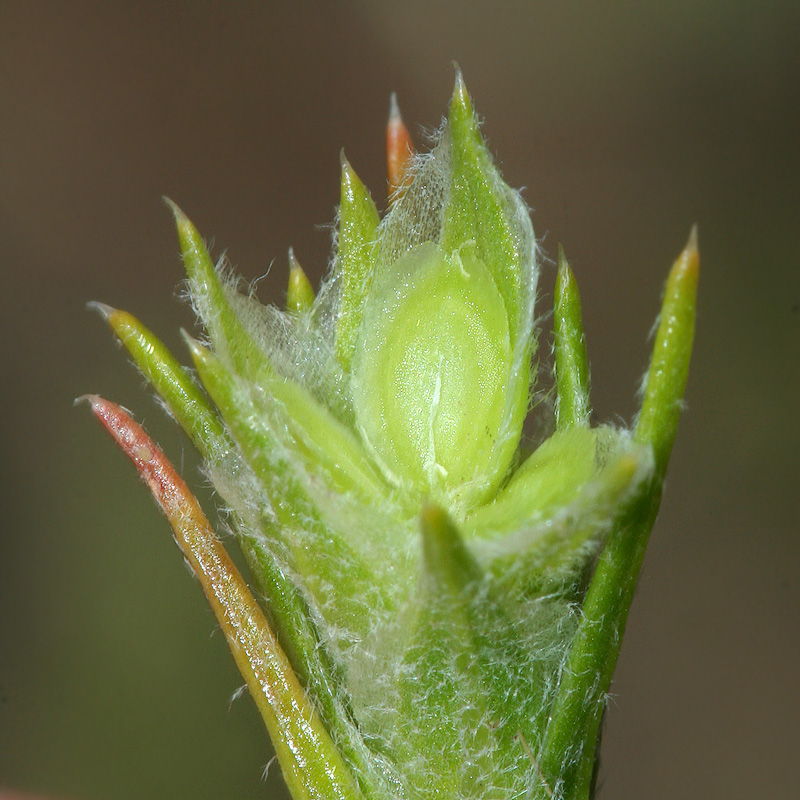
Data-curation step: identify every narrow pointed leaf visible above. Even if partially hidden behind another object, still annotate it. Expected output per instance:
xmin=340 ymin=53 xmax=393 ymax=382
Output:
xmin=538 ymin=231 xmax=699 ymax=799
xmin=237 ymin=532 xmax=381 ymax=800
xmin=185 ymin=337 xmax=387 ymax=631
xmin=386 ymin=93 xmax=415 ymax=202
xmin=437 ymin=72 xmax=537 ymax=502
xmin=166 ymin=198 xmax=270 ymax=380
xmin=186 ymin=335 xmax=385 ymax=501
xmin=85 ymin=396 xmax=363 ymax=800
xmin=90 ymin=303 xmax=227 ymax=457
xmin=335 ymin=155 xmax=380 ymax=371
xmin=90 ymin=307 xmax=352 ymax=736
xmin=636 ymin=226 xmax=700 ymax=476
xmin=442 ymin=72 xmax=527 ymax=340
xmin=554 ymin=246 xmax=591 ymax=430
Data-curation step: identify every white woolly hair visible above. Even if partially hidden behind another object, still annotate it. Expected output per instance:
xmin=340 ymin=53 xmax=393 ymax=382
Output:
xmin=186 ymin=117 xmax=649 ymax=800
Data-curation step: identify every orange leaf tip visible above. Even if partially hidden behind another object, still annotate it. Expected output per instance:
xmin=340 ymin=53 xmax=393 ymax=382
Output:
xmin=386 ymin=92 xmax=414 ymax=200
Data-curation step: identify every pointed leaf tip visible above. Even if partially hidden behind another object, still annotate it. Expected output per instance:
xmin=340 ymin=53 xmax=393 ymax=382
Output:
xmin=386 ymin=92 xmax=415 ymax=200
xmin=449 ymin=65 xmax=473 ymax=122
xmin=162 ymin=196 xmax=191 ymax=232
xmin=86 ymin=300 xmax=116 ymax=321
xmin=679 ymin=224 xmax=700 ymax=278
xmin=339 ymin=151 xmax=375 ymax=210
xmin=162 ymin=195 xmax=184 ymax=216
xmin=163 ymin=199 xmax=219 ymax=290
xmin=180 ymin=328 xmax=210 ymax=364
xmin=74 ymin=392 xmax=99 ymax=410
xmin=168 ymin=200 xmax=204 ymax=257
xmin=166 ymin=204 xmax=270 ymax=382
xmin=554 ymin=244 xmax=591 ymax=430
xmin=687 ymin=223 xmax=699 ymax=254
xmin=335 ymin=150 xmax=380 ymax=370
xmin=452 ymin=61 xmax=465 ymax=93
xmin=420 ymin=504 xmax=481 ymax=595
xmin=287 ymin=248 xmax=315 ymax=312
xmin=388 ymin=91 xmax=401 ymax=123
xmin=635 ymin=231 xmax=699 ymax=475
xmin=556 ymin=244 xmax=567 ymax=271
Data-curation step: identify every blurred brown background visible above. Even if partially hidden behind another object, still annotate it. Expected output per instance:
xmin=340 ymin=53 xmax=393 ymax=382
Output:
xmin=1 ymin=1 xmax=798 ymax=798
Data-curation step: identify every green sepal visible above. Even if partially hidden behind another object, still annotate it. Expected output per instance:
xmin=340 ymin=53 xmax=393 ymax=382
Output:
xmin=335 ymin=155 xmax=380 ymax=371
xmin=482 ymin=438 xmax=654 ymax=597
xmin=395 ymin=507 xmax=498 ymax=800
xmin=437 ymin=73 xmax=536 ymax=505
xmin=554 ymin=245 xmax=591 ymax=430
xmin=442 ymin=72 xmax=524 ymax=340
xmin=466 ymin=427 xmax=602 ymax=537
xmin=394 ymin=507 xmax=541 ymax=800
xmin=420 ymin=507 xmax=534 ymax=734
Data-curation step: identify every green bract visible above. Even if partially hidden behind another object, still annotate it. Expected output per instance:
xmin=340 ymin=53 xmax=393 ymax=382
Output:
xmin=91 ymin=73 xmax=698 ymax=800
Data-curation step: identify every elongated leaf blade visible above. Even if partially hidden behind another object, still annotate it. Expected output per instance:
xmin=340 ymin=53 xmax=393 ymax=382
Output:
xmin=85 ymin=395 xmax=363 ymax=800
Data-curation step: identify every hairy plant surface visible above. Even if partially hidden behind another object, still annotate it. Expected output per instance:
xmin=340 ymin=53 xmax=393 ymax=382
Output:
xmin=86 ymin=73 xmax=698 ymax=800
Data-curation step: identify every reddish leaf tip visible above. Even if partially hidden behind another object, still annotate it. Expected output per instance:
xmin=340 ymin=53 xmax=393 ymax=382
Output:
xmin=386 ymin=92 xmax=414 ymax=200
xmin=74 ymin=392 xmax=98 ymax=409
xmin=388 ymin=91 xmax=401 ymax=124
